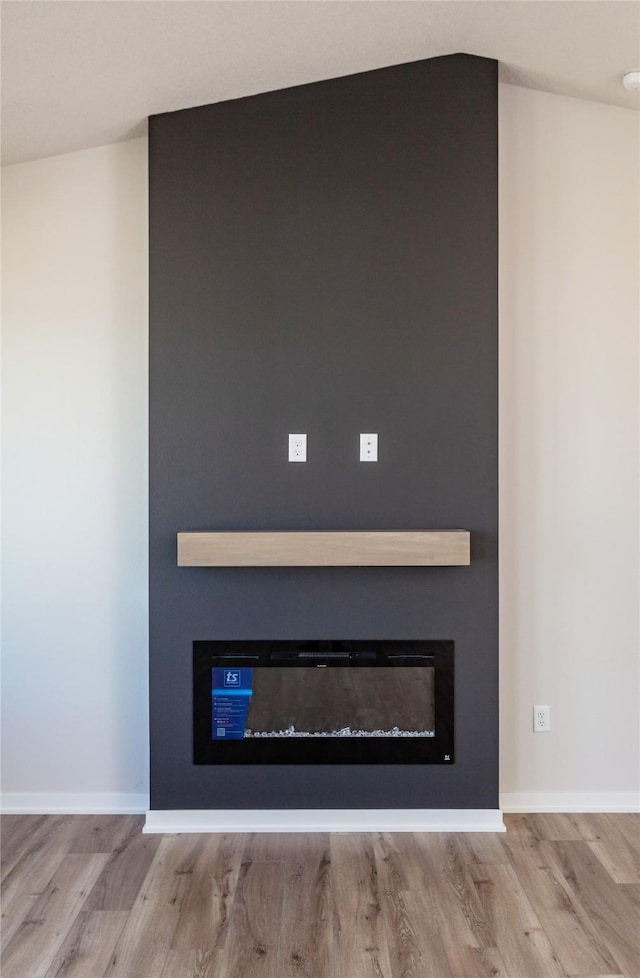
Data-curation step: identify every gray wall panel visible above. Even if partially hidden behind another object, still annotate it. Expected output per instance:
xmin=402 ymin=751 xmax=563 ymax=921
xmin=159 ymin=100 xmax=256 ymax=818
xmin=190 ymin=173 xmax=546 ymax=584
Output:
xmin=149 ymin=54 xmax=498 ymax=810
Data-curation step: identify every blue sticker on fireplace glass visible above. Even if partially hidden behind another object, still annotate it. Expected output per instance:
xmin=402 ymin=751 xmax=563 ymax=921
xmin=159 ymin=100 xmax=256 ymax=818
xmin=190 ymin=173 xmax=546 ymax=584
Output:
xmin=211 ymin=667 xmax=253 ymax=739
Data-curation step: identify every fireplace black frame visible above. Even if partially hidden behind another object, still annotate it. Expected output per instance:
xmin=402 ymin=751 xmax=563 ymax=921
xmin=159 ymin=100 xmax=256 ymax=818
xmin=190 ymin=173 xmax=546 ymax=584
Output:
xmin=193 ymin=640 xmax=454 ymax=765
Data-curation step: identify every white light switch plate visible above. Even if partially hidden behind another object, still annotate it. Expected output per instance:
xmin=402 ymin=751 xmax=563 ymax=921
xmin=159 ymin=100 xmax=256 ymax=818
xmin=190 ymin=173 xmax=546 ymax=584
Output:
xmin=360 ymin=433 xmax=378 ymax=462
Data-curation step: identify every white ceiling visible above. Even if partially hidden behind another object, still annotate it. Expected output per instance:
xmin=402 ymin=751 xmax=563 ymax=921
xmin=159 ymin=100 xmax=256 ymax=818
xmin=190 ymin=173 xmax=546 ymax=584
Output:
xmin=2 ymin=0 xmax=639 ymax=167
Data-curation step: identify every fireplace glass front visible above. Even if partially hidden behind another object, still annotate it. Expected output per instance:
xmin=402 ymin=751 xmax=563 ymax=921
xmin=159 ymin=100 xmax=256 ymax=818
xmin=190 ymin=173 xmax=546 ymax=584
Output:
xmin=193 ymin=640 xmax=453 ymax=764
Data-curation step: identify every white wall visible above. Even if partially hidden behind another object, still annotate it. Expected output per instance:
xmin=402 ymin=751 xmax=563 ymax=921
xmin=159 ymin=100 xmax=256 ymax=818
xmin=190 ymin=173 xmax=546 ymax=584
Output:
xmin=1 ymin=139 xmax=149 ymax=811
xmin=499 ymin=86 xmax=639 ymax=809
xmin=1 ymin=86 xmax=638 ymax=812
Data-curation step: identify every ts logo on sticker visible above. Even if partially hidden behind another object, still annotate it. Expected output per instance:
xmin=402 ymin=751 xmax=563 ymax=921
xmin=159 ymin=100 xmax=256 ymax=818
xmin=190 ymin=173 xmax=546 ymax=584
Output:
xmin=224 ymin=670 xmax=240 ymax=687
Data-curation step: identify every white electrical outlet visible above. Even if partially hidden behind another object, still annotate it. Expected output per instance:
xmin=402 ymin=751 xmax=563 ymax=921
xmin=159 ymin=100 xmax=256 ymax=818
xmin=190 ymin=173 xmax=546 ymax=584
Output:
xmin=288 ymin=433 xmax=307 ymax=462
xmin=533 ymin=705 xmax=550 ymax=732
xmin=360 ymin=433 xmax=378 ymax=462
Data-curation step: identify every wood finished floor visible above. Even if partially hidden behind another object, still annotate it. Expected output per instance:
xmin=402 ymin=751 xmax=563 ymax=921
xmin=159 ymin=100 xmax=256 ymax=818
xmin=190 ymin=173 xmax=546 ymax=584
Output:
xmin=1 ymin=813 xmax=638 ymax=978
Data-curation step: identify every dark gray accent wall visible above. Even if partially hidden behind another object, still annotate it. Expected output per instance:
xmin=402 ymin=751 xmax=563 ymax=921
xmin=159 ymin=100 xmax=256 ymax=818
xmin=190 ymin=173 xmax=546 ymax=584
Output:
xmin=149 ymin=54 xmax=498 ymax=810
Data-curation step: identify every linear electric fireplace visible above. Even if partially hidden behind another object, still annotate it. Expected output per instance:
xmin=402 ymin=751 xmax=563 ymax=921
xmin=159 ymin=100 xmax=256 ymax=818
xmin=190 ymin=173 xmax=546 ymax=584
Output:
xmin=194 ymin=640 xmax=453 ymax=765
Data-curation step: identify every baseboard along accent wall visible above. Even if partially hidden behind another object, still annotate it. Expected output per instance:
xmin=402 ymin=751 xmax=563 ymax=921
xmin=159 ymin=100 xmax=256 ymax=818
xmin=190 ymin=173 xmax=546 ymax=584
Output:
xmin=144 ymin=808 xmax=506 ymax=834
xmin=3 ymin=794 xmax=635 ymax=818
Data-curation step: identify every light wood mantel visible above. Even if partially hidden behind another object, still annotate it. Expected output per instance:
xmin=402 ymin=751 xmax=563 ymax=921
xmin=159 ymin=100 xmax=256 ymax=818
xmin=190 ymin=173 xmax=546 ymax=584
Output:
xmin=177 ymin=530 xmax=470 ymax=567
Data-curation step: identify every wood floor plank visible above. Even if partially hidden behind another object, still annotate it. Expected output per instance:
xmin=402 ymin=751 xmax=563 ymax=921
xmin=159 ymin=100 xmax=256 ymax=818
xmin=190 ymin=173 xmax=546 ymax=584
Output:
xmin=170 ymin=833 xmax=246 ymax=952
xmin=468 ymin=862 xmax=566 ymax=977
xmin=81 ymin=824 xmax=162 ymax=911
xmin=331 ymin=833 xmax=392 ymax=978
xmin=587 ymin=834 xmax=640 ymax=885
xmin=506 ymin=846 xmax=621 ymax=975
xmin=161 ymin=949 xmax=197 ymax=977
xmin=373 ymin=831 xmax=423 ymax=891
xmin=567 ymin=813 xmax=607 ymax=842
xmin=528 ymin=813 xmax=583 ymax=842
xmin=67 ymin=815 xmax=144 ymax=855
xmin=502 ymin=814 xmax=544 ymax=852
xmin=102 ymin=835 xmax=203 ymax=978
xmin=619 ymin=882 xmax=640 ymax=906
xmin=161 ymin=948 xmax=216 ymax=978
xmin=1 ymin=813 xmax=73 ymax=903
xmin=568 ymin=814 xmax=640 ymax=884
xmin=373 ymin=833 xmax=434 ymax=978
xmin=1 ymin=815 xmax=59 ymax=877
xmin=411 ymin=832 xmax=494 ymax=949
xmin=445 ymin=945 xmax=510 ymax=978
xmin=603 ymin=814 xmax=640 ymax=853
xmin=0 ymin=853 xmax=109 ymax=978
xmin=375 ymin=851 xmax=454 ymax=978
xmin=377 ymin=884 xmax=432 ymax=978
xmin=455 ymin=831 xmax=511 ymax=866
xmin=212 ymin=834 xmax=290 ymax=978
xmin=43 ymin=910 xmax=128 ymax=978
xmin=544 ymin=840 xmax=640 ymax=978
xmin=1 ymin=814 xmax=36 ymax=852
xmin=277 ymin=832 xmax=333 ymax=978
xmin=1 ymin=890 xmax=42 ymax=952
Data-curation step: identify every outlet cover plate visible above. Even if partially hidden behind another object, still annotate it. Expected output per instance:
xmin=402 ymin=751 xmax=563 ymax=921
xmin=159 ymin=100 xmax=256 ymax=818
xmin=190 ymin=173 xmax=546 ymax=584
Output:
xmin=360 ymin=433 xmax=378 ymax=462
xmin=288 ymin=433 xmax=307 ymax=462
xmin=533 ymin=705 xmax=550 ymax=732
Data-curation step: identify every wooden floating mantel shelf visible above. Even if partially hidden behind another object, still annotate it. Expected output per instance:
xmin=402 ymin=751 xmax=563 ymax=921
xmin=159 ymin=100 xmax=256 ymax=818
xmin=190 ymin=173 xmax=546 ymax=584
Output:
xmin=177 ymin=530 xmax=471 ymax=568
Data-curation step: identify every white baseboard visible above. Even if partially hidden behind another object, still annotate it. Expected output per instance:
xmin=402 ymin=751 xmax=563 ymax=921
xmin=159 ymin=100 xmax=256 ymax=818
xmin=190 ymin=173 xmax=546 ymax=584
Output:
xmin=1 ymin=799 xmax=503 ymax=832
xmin=500 ymin=792 xmax=640 ymax=813
xmin=0 ymin=792 xmax=149 ymax=815
xmin=4 ymin=793 xmax=636 ymax=819
xmin=143 ymin=808 xmax=505 ymax=834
